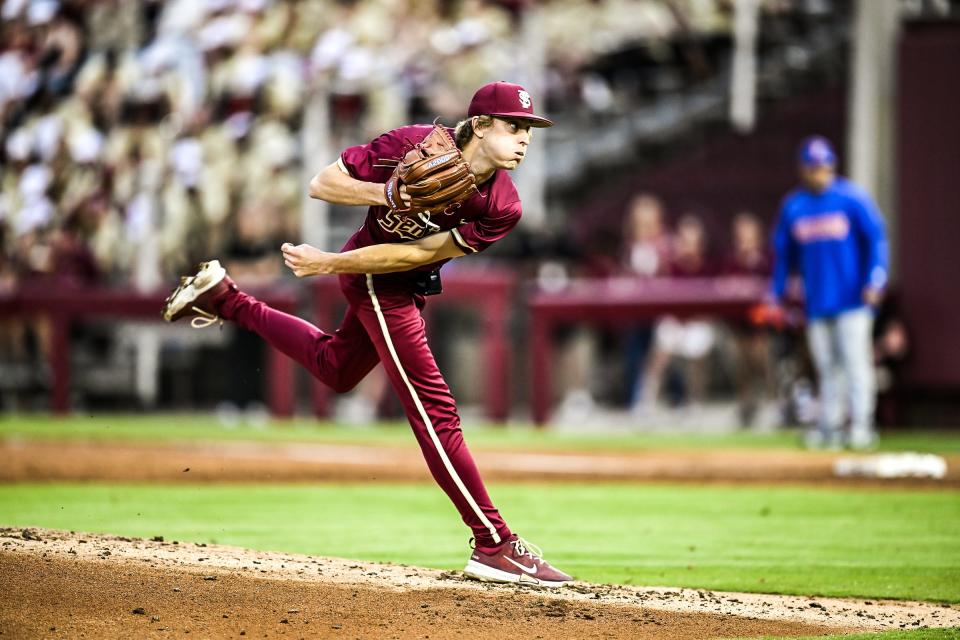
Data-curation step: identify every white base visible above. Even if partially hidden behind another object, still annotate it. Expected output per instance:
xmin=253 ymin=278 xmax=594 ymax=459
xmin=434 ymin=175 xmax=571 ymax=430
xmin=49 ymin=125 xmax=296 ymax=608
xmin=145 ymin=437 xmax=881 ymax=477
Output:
xmin=463 ymin=560 xmax=567 ymax=588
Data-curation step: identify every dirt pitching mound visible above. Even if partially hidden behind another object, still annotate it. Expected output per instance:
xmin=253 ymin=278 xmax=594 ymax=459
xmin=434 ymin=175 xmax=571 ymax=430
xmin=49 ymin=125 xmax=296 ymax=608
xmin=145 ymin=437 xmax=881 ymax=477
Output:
xmin=2 ymin=529 xmax=958 ymax=639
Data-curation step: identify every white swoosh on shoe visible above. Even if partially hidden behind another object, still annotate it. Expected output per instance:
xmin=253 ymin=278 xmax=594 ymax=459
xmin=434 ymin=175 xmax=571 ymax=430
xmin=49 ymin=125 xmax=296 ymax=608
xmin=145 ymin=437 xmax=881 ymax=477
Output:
xmin=504 ymin=557 xmax=538 ymax=574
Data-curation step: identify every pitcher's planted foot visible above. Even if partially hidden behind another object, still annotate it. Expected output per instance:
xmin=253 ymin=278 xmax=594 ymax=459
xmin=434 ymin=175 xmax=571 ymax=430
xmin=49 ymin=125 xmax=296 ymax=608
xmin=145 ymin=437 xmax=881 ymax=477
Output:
xmin=464 ymin=535 xmax=572 ymax=588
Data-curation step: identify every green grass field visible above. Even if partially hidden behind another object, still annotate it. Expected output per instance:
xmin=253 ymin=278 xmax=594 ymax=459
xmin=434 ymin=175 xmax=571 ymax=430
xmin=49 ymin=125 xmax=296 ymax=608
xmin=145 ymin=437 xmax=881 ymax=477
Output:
xmin=3 ymin=482 xmax=958 ymax=602
xmin=3 ymin=414 xmax=959 ymax=640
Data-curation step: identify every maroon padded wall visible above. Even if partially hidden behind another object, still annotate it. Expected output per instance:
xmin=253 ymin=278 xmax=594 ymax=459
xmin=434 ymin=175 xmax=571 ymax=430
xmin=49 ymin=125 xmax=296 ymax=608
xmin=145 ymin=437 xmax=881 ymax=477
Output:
xmin=897 ymin=21 xmax=960 ymax=390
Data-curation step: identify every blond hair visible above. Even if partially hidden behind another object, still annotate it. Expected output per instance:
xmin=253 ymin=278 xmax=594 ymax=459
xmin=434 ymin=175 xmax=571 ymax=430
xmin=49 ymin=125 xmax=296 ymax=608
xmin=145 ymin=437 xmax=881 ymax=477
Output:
xmin=454 ymin=115 xmax=494 ymax=149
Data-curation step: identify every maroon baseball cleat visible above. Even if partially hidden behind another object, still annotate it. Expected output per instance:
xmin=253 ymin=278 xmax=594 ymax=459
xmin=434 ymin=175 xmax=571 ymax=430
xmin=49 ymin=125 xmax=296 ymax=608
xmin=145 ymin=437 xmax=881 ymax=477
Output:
xmin=161 ymin=260 xmax=237 ymax=328
xmin=464 ymin=535 xmax=572 ymax=587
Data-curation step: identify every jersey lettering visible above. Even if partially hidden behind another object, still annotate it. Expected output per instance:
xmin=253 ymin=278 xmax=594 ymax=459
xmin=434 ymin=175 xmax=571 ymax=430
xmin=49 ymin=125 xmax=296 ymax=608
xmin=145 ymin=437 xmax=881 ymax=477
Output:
xmin=378 ymin=210 xmax=431 ymax=240
xmin=792 ymin=212 xmax=850 ymax=243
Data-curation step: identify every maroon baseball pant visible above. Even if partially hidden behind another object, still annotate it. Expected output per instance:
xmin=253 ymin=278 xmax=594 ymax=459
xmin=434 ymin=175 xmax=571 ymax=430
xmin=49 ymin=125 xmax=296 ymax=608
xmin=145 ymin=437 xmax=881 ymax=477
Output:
xmin=217 ymin=272 xmax=511 ymax=551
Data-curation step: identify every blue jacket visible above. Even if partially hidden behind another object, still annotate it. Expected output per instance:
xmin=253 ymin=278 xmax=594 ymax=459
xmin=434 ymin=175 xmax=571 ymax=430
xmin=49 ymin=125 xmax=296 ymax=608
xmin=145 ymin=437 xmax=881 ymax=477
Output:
xmin=771 ymin=177 xmax=889 ymax=320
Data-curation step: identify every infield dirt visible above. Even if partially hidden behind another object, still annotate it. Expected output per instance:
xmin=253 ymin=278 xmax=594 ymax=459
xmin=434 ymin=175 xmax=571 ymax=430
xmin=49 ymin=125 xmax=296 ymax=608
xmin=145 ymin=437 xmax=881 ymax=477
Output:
xmin=3 ymin=438 xmax=958 ymax=638
xmin=3 ymin=528 xmax=959 ymax=640
xmin=2 ymin=439 xmax=957 ymax=486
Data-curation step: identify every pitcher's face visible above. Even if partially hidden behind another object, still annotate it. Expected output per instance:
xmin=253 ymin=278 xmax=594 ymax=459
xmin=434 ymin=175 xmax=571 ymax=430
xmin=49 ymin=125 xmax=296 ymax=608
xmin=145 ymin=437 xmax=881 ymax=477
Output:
xmin=481 ymin=118 xmax=533 ymax=170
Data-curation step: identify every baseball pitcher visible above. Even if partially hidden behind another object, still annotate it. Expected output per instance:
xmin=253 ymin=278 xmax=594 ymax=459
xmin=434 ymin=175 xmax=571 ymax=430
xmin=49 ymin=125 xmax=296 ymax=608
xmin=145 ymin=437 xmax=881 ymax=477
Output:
xmin=161 ymin=81 xmax=572 ymax=587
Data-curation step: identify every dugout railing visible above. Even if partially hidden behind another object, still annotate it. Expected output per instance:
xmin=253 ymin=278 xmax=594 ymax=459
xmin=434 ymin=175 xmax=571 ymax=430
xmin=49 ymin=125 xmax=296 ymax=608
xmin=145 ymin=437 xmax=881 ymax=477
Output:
xmin=528 ymin=276 xmax=769 ymax=425
xmin=0 ymin=274 xmax=770 ymax=423
xmin=0 ymin=283 xmax=300 ymax=416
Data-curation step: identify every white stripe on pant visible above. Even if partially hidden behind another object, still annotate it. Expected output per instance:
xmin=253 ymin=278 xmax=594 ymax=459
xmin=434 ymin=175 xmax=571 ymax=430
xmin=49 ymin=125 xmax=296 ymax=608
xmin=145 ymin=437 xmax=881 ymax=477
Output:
xmin=365 ymin=274 xmax=501 ymax=544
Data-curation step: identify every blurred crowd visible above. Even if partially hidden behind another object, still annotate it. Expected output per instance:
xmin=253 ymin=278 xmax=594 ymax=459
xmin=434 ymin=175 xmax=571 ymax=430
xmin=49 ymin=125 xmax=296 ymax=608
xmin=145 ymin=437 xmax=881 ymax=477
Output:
xmin=545 ymin=190 xmax=909 ymax=430
xmin=0 ymin=0 xmax=857 ymax=419
xmin=546 ymin=192 xmax=785 ymax=428
xmin=621 ymin=195 xmax=773 ymax=425
xmin=0 ymin=0 xmax=780 ymax=294
xmin=0 ymin=0 xmax=311 ymax=294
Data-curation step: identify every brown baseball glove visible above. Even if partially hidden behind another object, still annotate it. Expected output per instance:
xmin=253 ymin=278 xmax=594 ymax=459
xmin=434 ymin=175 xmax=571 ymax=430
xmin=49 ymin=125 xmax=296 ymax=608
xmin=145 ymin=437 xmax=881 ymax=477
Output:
xmin=383 ymin=124 xmax=479 ymax=216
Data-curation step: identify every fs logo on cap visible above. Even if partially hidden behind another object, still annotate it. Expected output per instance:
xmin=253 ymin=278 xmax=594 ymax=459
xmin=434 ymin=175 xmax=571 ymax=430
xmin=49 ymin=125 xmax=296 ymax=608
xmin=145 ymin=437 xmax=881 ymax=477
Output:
xmin=467 ymin=81 xmax=553 ymax=126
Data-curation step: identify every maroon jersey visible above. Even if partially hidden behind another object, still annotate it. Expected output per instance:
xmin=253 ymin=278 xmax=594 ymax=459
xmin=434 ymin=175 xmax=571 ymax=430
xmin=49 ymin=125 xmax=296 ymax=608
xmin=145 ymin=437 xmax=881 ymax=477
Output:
xmin=721 ymin=248 xmax=773 ymax=277
xmin=667 ymin=250 xmax=716 ymax=278
xmin=339 ymin=125 xmax=522 ymax=273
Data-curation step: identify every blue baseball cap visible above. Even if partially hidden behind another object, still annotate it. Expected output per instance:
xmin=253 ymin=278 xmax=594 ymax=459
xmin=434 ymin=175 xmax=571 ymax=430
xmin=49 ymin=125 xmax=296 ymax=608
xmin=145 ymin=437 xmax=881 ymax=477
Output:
xmin=798 ymin=136 xmax=836 ymax=168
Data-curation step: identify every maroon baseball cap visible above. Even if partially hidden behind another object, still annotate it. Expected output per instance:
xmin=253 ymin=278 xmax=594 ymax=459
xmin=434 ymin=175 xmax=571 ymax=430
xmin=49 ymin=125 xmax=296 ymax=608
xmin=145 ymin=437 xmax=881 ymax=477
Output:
xmin=467 ymin=81 xmax=553 ymax=127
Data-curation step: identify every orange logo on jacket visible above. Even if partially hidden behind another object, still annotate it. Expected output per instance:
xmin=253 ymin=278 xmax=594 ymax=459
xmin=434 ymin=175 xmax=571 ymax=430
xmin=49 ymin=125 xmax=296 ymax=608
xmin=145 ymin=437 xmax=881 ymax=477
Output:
xmin=792 ymin=212 xmax=850 ymax=243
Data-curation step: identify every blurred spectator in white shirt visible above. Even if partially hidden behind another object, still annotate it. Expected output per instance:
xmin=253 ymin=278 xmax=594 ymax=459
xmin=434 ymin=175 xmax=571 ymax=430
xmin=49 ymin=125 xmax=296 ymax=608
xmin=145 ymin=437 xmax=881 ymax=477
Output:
xmin=623 ymin=193 xmax=671 ymax=410
xmin=639 ymin=213 xmax=717 ymax=414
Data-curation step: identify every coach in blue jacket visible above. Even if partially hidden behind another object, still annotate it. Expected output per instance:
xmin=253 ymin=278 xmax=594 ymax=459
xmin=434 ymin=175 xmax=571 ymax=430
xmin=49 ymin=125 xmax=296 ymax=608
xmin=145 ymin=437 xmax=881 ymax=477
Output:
xmin=771 ymin=136 xmax=889 ymax=449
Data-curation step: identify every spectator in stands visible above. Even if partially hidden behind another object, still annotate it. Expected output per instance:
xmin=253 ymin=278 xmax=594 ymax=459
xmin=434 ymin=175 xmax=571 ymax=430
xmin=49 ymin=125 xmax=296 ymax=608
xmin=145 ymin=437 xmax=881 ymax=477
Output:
xmin=770 ymin=136 xmax=888 ymax=450
xmin=216 ymin=196 xmax=286 ymax=418
xmin=0 ymin=0 xmax=810 ymax=413
xmin=0 ymin=0 xmax=757 ymax=291
xmin=638 ymin=213 xmax=716 ymax=414
xmin=872 ymin=294 xmax=909 ymax=427
xmin=49 ymin=200 xmax=103 ymax=287
xmin=721 ymin=212 xmax=773 ymax=427
xmin=624 ymin=193 xmax=671 ymax=278
xmin=622 ymin=193 xmax=670 ymax=411
xmin=551 ymin=230 xmax=615 ymax=424
xmin=223 ymin=198 xmax=284 ymax=285
xmin=0 ymin=220 xmax=27 ymax=367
